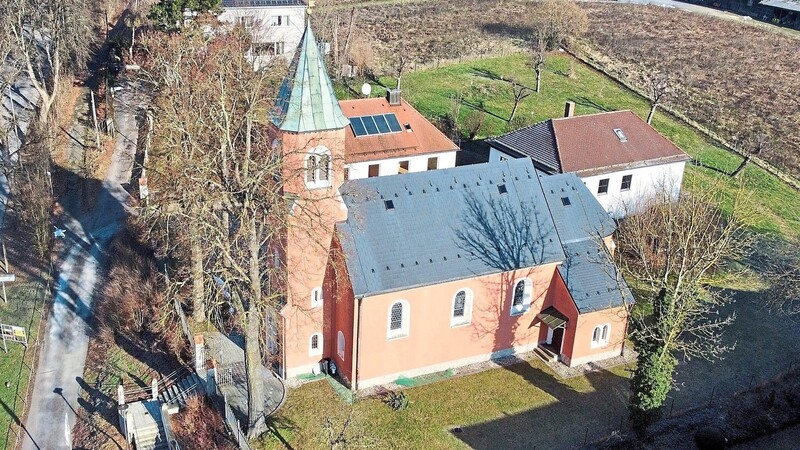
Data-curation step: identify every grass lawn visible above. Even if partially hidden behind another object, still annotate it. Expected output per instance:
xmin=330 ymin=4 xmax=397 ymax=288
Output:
xmin=258 ymin=360 xmax=632 ymax=450
xmin=0 ymin=283 xmax=46 ymax=450
xmin=363 ymin=53 xmax=800 ymax=239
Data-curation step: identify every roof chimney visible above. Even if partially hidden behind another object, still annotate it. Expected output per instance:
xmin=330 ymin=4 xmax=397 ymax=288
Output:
xmin=388 ymin=88 xmax=402 ymax=106
xmin=564 ymin=101 xmax=576 ymax=118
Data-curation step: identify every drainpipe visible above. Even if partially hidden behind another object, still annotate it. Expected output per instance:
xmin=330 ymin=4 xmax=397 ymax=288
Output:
xmin=351 ymin=296 xmax=363 ymax=392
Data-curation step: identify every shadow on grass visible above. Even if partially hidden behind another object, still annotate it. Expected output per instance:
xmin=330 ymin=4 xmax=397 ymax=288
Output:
xmin=453 ymin=365 xmax=631 ymax=450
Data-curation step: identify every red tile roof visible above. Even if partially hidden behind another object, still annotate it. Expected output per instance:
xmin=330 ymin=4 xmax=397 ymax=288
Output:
xmin=339 ymin=98 xmax=458 ymax=164
xmin=551 ymin=110 xmax=690 ymax=176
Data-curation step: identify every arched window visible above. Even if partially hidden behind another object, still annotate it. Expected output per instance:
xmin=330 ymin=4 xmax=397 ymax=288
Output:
xmin=310 ymin=287 xmax=323 ymax=309
xmin=387 ymin=300 xmax=410 ymax=339
xmin=337 ymin=330 xmax=345 ymax=359
xmin=511 ymin=278 xmax=533 ymax=316
xmin=451 ymin=289 xmax=473 ymax=327
xmin=305 ymin=146 xmax=332 ymax=189
xmin=309 ymin=332 xmax=322 ymax=356
xmin=592 ymin=324 xmax=610 ymax=348
xmin=306 ymin=155 xmax=317 ymax=182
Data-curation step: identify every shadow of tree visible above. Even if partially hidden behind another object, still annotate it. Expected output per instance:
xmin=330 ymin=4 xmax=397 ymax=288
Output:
xmin=453 ymin=367 xmax=631 ymax=449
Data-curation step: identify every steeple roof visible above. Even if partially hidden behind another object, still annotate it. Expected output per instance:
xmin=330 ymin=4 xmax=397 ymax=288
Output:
xmin=271 ymin=24 xmax=349 ymax=133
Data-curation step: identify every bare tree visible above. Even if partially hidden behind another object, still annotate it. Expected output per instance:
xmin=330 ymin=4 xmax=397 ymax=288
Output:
xmin=616 ymin=183 xmax=753 ymax=425
xmin=6 ymin=0 xmax=92 ymax=124
xmin=758 ymin=237 xmax=800 ymax=318
xmin=462 ymin=110 xmax=485 ymax=141
xmin=507 ymin=79 xmax=533 ymax=125
xmin=348 ymin=31 xmax=374 ymax=78
xmin=731 ymin=130 xmax=769 ymax=178
xmin=528 ymin=0 xmax=588 ymax=93
xmin=140 ymin=25 xmax=296 ymax=439
xmin=643 ymin=71 xmax=672 ymax=125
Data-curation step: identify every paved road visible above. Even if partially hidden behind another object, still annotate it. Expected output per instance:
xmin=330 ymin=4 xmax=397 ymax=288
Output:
xmin=20 ymin=78 xmax=142 ymax=450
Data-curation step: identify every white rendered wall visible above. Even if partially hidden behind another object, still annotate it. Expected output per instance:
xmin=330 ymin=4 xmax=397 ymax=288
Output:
xmin=580 ymin=161 xmax=687 ymax=218
xmin=346 ymin=150 xmax=458 ymax=180
xmin=218 ymin=6 xmax=306 ymax=63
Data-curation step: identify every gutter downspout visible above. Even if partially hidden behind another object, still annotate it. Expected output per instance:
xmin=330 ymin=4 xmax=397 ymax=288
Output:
xmin=351 ymin=296 xmax=363 ymax=392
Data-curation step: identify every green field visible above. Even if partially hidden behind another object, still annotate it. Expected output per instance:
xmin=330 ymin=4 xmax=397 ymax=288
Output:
xmin=359 ymin=53 xmax=799 ymax=238
xmin=258 ymin=360 xmax=632 ymax=450
xmin=0 ymin=284 xmax=46 ymax=450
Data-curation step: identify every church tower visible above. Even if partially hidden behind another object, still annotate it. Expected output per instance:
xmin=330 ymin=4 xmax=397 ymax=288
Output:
xmin=270 ymin=23 xmax=349 ymax=378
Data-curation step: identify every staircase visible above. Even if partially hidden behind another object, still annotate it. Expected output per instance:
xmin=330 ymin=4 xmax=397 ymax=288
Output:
xmin=158 ymin=373 xmax=206 ymax=406
xmin=534 ymin=345 xmax=559 ymax=363
xmin=128 ymin=400 xmax=169 ymax=450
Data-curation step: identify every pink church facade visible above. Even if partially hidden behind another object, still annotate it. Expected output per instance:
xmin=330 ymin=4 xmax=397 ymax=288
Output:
xmin=271 ymin=24 xmax=632 ymax=391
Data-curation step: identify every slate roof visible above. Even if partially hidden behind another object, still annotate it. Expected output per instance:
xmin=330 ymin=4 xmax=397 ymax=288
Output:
xmin=486 ymin=120 xmax=560 ymax=173
xmin=539 ymin=173 xmax=616 ymax=244
xmin=558 ymin=240 xmax=634 ymax=314
xmin=271 ymin=24 xmax=349 ymax=133
xmin=339 ymin=98 xmax=459 ymax=164
xmin=222 ymin=0 xmax=305 ymax=7
xmin=487 ymin=111 xmax=690 ymax=177
xmin=337 ymin=159 xmax=566 ymax=297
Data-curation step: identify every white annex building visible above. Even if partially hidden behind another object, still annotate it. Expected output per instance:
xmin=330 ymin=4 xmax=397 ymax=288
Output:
xmin=486 ymin=104 xmax=691 ymax=218
xmin=218 ymin=0 xmax=308 ymax=67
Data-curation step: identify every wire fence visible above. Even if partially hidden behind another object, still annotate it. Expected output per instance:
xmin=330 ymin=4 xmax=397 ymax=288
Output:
xmin=209 ymin=371 xmax=253 ymax=450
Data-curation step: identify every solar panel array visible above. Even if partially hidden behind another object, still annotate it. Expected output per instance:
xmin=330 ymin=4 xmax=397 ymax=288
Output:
xmin=350 ymin=114 xmax=403 ymax=137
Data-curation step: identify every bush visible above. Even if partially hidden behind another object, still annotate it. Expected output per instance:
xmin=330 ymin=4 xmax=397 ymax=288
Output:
xmin=380 ymin=390 xmax=409 ymax=411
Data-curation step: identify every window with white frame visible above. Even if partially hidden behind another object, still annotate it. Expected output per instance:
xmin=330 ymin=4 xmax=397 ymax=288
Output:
xmin=253 ymin=42 xmax=285 ymax=56
xmin=337 ymin=331 xmax=345 ymax=359
xmin=451 ymin=289 xmax=473 ymax=327
xmin=510 ymin=278 xmax=533 ymax=316
xmin=387 ymin=300 xmax=410 ymax=339
xmin=310 ymin=287 xmax=323 ymax=309
xmin=305 ymin=146 xmax=332 ymax=189
xmin=238 ymin=16 xmax=254 ymax=31
xmin=309 ymin=333 xmax=322 ymax=356
xmin=591 ymin=324 xmax=610 ymax=348
xmin=270 ymin=15 xmax=290 ymax=27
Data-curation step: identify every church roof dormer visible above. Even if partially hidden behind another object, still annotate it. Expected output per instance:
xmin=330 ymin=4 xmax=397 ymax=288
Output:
xmin=271 ymin=24 xmax=349 ymax=133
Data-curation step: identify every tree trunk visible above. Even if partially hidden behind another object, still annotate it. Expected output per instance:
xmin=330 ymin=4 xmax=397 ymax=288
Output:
xmin=731 ymin=155 xmax=751 ymax=178
xmin=535 ymin=68 xmax=542 ymax=94
xmin=508 ymin=101 xmax=519 ymax=126
xmin=191 ymin=239 xmax=205 ymax=322
xmin=647 ymin=102 xmax=658 ymax=125
xmin=245 ymin=308 xmax=266 ymax=438
xmin=246 ymin=217 xmax=266 ymax=439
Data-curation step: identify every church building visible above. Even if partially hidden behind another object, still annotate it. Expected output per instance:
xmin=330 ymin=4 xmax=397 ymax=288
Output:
xmin=269 ymin=24 xmax=633 ymax=390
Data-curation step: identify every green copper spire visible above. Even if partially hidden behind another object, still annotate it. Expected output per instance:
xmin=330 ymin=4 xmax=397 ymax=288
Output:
xmin=271 ymin=24 xmax=349 ymax=133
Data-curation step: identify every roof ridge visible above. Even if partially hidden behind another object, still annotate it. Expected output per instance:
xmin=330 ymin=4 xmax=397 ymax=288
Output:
xmin=486 ymin=118 xmax=552 ymax=142
xmin=551 ymin=109 xmax=634 ymax=122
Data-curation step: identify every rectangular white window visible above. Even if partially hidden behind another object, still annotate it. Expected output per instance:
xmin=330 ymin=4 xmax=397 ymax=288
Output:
xmin=238 ymin=16 xmax=254 ymax=31
xmin=270 ymin=15 xmax=290 ymax=27
xmin=310 ymin=287 xmax=323 ymax=309
xmin=621 ymin=174 xmax=633 ymax=191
